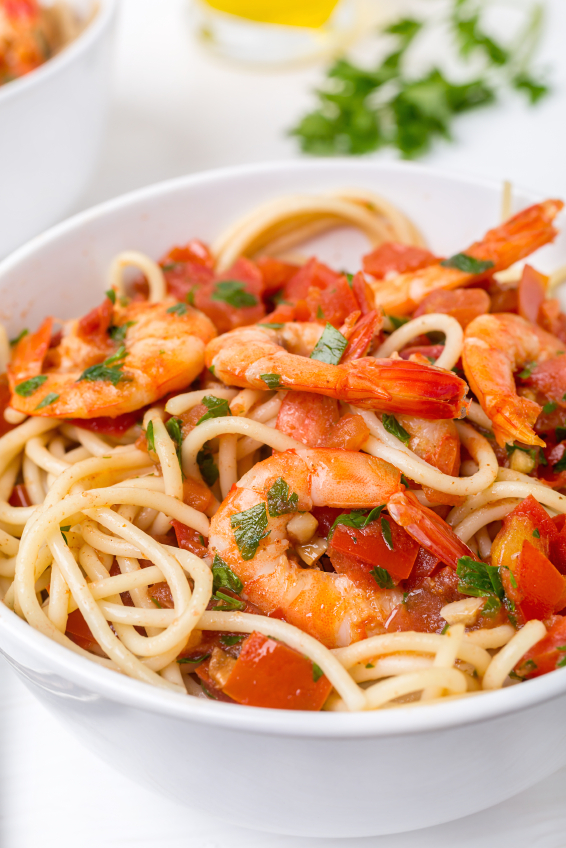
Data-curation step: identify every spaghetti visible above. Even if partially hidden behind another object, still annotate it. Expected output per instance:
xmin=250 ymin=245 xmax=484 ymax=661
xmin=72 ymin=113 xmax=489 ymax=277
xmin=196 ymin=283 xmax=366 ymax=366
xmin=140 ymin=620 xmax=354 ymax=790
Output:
xmin=1 ymin=186 xmax=566 ymax=712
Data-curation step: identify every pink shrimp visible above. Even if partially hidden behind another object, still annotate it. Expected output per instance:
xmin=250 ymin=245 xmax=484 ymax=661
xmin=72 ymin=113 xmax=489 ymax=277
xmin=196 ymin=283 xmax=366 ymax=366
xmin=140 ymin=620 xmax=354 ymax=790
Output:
xmin=208 ymin=448 xmax=404 ymax=648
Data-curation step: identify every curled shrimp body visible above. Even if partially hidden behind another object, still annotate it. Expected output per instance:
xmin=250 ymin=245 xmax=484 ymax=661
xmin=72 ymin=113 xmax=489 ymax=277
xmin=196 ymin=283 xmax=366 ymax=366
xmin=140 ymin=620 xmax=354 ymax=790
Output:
xmin=206 ymin=324 xmax=470 ymax=420
xmin=365 ymin=200 xmax=563 ymax=317
xmin=208 ymin=449 xmax=404 ymax=648
xmin=8 ymin=297 xmax=217 ymax=418
xmin=462 ymin=313 xmax=565 ymax=447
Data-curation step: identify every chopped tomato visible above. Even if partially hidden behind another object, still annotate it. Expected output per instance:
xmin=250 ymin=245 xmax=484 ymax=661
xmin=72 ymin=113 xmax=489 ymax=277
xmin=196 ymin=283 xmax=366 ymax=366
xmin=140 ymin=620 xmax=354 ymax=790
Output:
xmin=491 ymin=495 xmax=558 ymax=574
xmin=299 ymin=277 xmax=359 ymax=328
xmin=166 ymin=240 xmax=214 ymax=268
xmin=311 ymin=506 xmax=343 ymax=538
xmin=324 ymin=413 xmax=370 ymax=451
xmin=8 ymin=484 xmax=32 ymax=507
xmin=538 ymin=298 xmax=566 ymax=344
xmin=387 ymin=566 xmax=461 ymax=633
xmin=413 ymin=288 xmax=490 ymax=329
xmin=398 ymin=344 xmax=445 ymax=362
xmin=518 ymin=264 xmax=548 ymax=325
xmin=283 ymin=258 xmax=346 ymax=302
xmin=0 ymin=373 xmax=18 ymax=438
xmin=195 ymin=661 xmax=235 ymax=703
xmin=524 ymin=355 xmax=566 ymax=405
xmin=403 ymin=547 xmax=440 ymax=592
xmin=515 ymin=615 xmax=566 ymax=678
xmin=503 ymin=540 xmax=566 ymax=622
xmin=276 ymin=392 xmax=339 ymax=447
xmin=362 ymin=243 xmax=438 ymax=279
xmin=65 ymin=609 xmax=102 ymax=654
xmin=222 ymin=631 xmax=332 ymax=710
xmin=256 ymin=257 xmax=300 ymax=296
xmin=149 ymin=582 xmax=174 ymax=609
xmin=262 ymin=303 xmax=296 ymax=324
xmin=171 ymin=519 xmax=208 ymax=557
xmin=66 ymin=411 xmax=141 ymax=436
xmin=77 ymin=296 xmax=113 ymax=344
xmin=328 ymin=516 xmax=419 ymax=589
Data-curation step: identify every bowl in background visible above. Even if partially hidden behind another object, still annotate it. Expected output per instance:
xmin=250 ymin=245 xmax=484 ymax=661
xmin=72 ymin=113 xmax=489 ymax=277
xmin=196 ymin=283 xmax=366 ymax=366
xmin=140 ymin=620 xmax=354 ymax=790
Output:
xmin=0 ymin=0 xmax=118 ymax=259
xmin=0 ymin=160 xmax=566 ymax=837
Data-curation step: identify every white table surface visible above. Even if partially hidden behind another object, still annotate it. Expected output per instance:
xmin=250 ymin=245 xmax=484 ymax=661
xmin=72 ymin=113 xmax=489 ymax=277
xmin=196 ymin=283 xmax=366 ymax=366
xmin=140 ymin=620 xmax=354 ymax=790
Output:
xmin=3 ymin=1 xmax=566 ymax=845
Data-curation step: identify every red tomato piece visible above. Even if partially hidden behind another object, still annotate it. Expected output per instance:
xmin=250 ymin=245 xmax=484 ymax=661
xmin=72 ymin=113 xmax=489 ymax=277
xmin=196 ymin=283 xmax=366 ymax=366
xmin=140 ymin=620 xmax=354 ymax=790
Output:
xmin=518 ymin=264 xmax=548 ymax=325
xmin=362 ymin=243 xmax=438 ymax=279
xmin=282 ymin=258 xmax=346 ymax=302
xmin=323 ymin=413 xmax=370 ymax=451
xmin=413 ymin=288 xmax=490 ymax=330
xmin=402 ymin=547 xmax=440 ymax=592
xmin=66 ymin=411 xmax=141 ymax=436
xmin=310 ymin=506 xmax=343 ymax=538
xmin=166 ymin=240 xmax=214 ymax=268
xmin=8 ymin=484 xmax=32 ymax=507
xmin=387 ymin=566 xmax=461 ymax=633
xmin=524 ymin=355 xmax=566 ymax=404
xmin=0 ymin=374 xmax=18 ymax=438
xmin=399 ymin=344 xmax=445 ymax=362
xmin=328 ymin=517 xmax=419 ymax=588
xmin=276 ymin=391 xmax=339 ymax=447
xmin=304 ymin=277 xmax=359 ymax=328
xmin=538 ymin=298 xmax=566 ymax=345
xmin=515 ymin=615 xmax=566 ymax=678
xmin=171 ymin=519 xmax=208 ymax=557
xmin=195 ymin=662 xmax=236 ymax=703
xmin=222 ymin=631 xmax=332 ymax=710
xmin=509 ymin=540 xmax=566 ymax=622
xmin=65 ymin=609 xmax=101 ymax=654
xmin=256 ymin=257 xmax=300 ymax=296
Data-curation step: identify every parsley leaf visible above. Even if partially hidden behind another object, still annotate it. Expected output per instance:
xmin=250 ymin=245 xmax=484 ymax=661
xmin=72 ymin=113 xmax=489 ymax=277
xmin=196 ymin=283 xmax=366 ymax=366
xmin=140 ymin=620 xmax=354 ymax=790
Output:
xmin=260 ymin=373 xmax=283 ymax=389
xmin=382 ymin=414 xmax=410 ymax=445
xmin=519 ymin=361 xmax=537 ymax=379
xmin=60 ymin=525 xmax=71 ymax=545
xmin=212 ymin=591 xmax=246 ymax=611
xmin=146 ymin=420 xmax=155 ymax=452
xmin=310 ymin=322 xmax=348 ymax=365
xmin=212 ymin=553 xmax=243 ymax=594
xmin=212 ymin=280 xmax=258 ymax=308
xmin=105 ymin=289 xmax=116 ymax=304
xmin=440 ymin=253 xmax=494 ymax=274
xmin=258 ymin=323 xmax=284 ymax=330
xmin=35 ymin=392 xmax=59 ymax=410
xmin=167 ymin=302 xmax=188 ymax=316
xmin=15 ymin=375 xmax=47 ymax=397
xmin=197 ymin=395 xmax=232 ymax=425
xmin=109 ymin=321 xmax=135 ymax=342
xmin=10 ymin=329 xmax=28 ymax=346
xmin=312 ymin=663 xmax=324 ymax=682
xmin=165 ymin=416 xmax=183 ymax=467
xmin=197 ymin=447 xmax=219 ymax=486
xmin=553 ymin=453 xmax=566 ymax=474
xmin=220 ymin=633 xmax=245 ymax=647
xmin=387 ymin=314 xmax=409 ymax=330
xmin=77 ymin=346 xmax=128 ymax=385
xmin=177 ymin=654 xmax=210 ymax=665
xmin=151 ymin=596 xmax=163 ymax=609
xmin=230 ymin=503 xmax=270 ymax=560
xmin=370 ymin=566 xmax=395 ymax=589
xmin=543 ymin=401 xmax=558 ymax=414
xmin=556 ymin=426 xmax=566 ymax=443
xmin=513 ymin=72 xmax=549 ymax=105
xmin=330 ymin=505 xmax=385 ymax=536
xmin=456 ymin=555 xmax=505 ymax=612
xmin=267 ymin=477 xmax=299 ymax=517
xmin=533 ymin=528 xmax=541 ymax=539
xmin=381 ymin=516 xmax=394 ymax=550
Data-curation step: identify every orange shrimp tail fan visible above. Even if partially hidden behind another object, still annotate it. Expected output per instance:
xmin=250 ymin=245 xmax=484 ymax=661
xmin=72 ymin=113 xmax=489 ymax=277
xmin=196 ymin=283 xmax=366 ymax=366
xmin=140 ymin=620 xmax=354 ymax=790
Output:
xmin=337 ymin=358 xmax=470 ymax=419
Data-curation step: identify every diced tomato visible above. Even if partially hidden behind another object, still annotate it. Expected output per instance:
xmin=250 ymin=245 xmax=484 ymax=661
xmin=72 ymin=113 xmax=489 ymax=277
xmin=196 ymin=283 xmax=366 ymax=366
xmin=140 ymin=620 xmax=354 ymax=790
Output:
xmin=195 ymin=258 xmax=266 ymax=333
xmin=262 ymin=303 xmax=296 ymax=324
xmin=195 ymin=661 xmax=236 ymax=703
xmin=283 ymin=258 xmax=346 ymax=302
xmin=311 ymin=506 xmax=343 ymax=538
xmin=524 ymin=355 xmax=566 ymax=405
xmin=362 ymin=243 xmax=438 ymax=279
xmin=149 ymin=582 xmax=174 ymax=609
xmin=222 ymin=631 xmax=332 ymax=710
xmin=0 ymin=373 xmax=18 ymax=438
xmin=387 ymin=490 xmax=478 ymax=569
xmin=324 ymin=413 xmax=370 ymax=451
xmin=182 ymin=476 xmax=214 ymax=514
xmin=256 ymin=257 xmax=300 ymax=296
xmin=171 ymin=519 xmax=208 ymax=557
xmin=402 ymin=547 xmax=440 ymax=591
xmin=77 ymin=297 xmax=114 ymax=344
xmin=166 ymin=240 xmax=214 ymax=268
xmin=66 ymin=411 xmax=141 ymax=436
xmin=515 ymin=615 xmax=566 ymax=678
xmin=399 ymin=344 xmax=445 ymax=362
xmin=8 ymin=484 xmax=32 ymax=507
xmin=504 ymin=540 xmax=566 ymax=622
xmin=413 ymin=288 xmax=490 ymax=329
xmin=65 ymin=609 xmax=101 ymax=654
xmin=387 ymin=566 xmax=461 ymax=633
xmin=538 ymin=298 xmax=566 ymax=345
xmin=301 ymin=277 xmax=359 ymax=328
xmin=518 ymin=264 xmax=548 ymax=325
xmin=276 ymin=392 xmax=339 ymax=447
xmin=491 ymin=495 xmax=558 ymax=575
xmin=328 ymin=517 xmax=419 ymax=589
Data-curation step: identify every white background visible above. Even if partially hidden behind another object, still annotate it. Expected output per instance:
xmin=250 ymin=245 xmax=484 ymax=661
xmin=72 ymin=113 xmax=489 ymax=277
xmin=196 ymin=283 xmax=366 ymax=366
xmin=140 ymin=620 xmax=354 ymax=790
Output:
xmin=3 ymin=0 xmax=566 ymax=845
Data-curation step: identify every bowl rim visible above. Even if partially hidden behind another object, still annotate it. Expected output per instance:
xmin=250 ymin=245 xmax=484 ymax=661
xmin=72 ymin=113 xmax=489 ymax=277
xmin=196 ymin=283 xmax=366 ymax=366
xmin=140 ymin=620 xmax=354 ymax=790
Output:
xmin=0 ymin=0 xmax=118 ymax=105
xmin=2 ymin=157 xmax=566 ymax=739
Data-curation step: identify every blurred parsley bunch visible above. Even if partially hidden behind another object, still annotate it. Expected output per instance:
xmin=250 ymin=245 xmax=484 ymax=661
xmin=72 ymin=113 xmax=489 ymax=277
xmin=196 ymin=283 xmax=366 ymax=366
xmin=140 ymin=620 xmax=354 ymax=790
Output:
xmin=290 ymin=0 xmax=550 ymax=158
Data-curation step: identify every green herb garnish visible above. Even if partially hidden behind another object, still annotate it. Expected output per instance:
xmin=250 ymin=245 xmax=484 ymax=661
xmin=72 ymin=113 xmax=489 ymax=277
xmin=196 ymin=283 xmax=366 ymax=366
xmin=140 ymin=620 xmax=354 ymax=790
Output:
xmin=267 ymin=477 xmax=299 ymax=517
xmin=260 ymin=373 xmax=283 ymax=389
xmin=230 ymin=503 xmax=270 ymax=560
xmin=380 ymin=516 xmax=394 ymax=550
xmin=456 ymin=555 xmax=506 ymax=613
xmin=197 ymin=447 xmax=219 ymax=486
xmin=105 ymin=289 xmax=116 ymax=304
xmin=109 ymin=321 xmax=135 ymax=342
xmin=441 ymin=622 xmax=449 ymax=635
xmin=35 ymin=392 xmax=59 ymax=410
xmin=167 ymin=302 xmax=188 ymax=316
xmin=382 ymin=414 xmax=410 ymax=445
xmin=310 ymin=322 xmax=348 ymax=365
xmin=197 ymin=395 xmax=232 ymax=425
xmin=370 ymin=566 xmax=395 ymax=589
xmin=15 ymin=375 xmax=47 ymax=397
xmin=212 ymin=553 xmax=243 ymax=594
xmin=151 ymin=596 xmax=163 ymax=609
xmin=387 ymin=315 xmax=410 ymax=330
xmin=178 ymin=653 xmax=210 ymax=665
xmin=10 ymin=329 xmax=28 ymax=346
xmin=77 ymin=346 xmax=128 ymax=385
xmin=440 ymin=253 xmax=494 ymax=274
xmin=212 ymin=280 xmax=258 ymax=308
xmin=330 ymin=505 xmax=385 ymax=537
xmin=543 ymin=401 xmax=558 ymax=415
xmin=533 ymin=528 xmax=541 ymax=539
xmin=312 ymin=663 xmax=324 ymax=682
xmin=212 ymin=591 xmax=246 ymax=611
xmin=258 ymin=323 xmax=284 ymax=330
xmin=519 ymin=361 xmax=537 ymax=379
xmin=220 ymin=634 xmax=245 ymax=647
xmin=60 ymin=525 xmax=71 ymax=545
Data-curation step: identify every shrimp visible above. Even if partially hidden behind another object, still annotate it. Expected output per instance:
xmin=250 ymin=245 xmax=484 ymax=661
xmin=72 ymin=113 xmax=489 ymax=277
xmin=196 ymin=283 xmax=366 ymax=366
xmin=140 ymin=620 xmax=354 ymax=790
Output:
xmin=8 ymin=296 xmax=217 ymax=418
xmin=462 ymin=313 xmax=565 ymax=447
xmin=364 ymin=200 xmax=563 ymax=317
xmin=396 ymin=415 xmax=461 ymax=506
xmin=208 ymin=449 xmax=404 ymax=647
xmin=206 ymin=323 xmax=470 ymax=420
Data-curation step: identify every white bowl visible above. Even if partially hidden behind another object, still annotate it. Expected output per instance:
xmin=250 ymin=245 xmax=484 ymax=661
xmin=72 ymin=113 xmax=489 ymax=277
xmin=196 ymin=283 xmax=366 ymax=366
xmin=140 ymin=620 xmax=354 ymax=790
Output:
xmin=0 ymin=0 xmax=117 ymax=259
xmin=1 ymin=161 xmax=566 ymax=838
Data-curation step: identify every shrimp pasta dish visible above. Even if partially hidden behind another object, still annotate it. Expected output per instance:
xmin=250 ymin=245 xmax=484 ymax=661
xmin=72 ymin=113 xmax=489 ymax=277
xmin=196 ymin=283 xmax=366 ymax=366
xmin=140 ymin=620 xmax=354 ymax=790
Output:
xmin=2 ymin=187 xmax=566 ymax=713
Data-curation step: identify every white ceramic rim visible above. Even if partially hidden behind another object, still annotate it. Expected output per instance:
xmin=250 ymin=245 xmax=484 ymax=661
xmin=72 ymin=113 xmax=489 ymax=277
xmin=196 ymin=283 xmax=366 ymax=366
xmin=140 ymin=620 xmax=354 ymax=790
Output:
xmin=0 ymin=0 xmax=117 ymax=105
xmin=1 ymin=158 xmax=566 ymax=739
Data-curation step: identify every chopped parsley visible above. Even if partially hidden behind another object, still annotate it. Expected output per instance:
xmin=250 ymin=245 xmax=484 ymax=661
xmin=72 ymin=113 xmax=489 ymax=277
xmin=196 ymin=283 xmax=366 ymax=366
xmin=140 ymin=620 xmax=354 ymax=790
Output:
xmin=60 ymin=525 xmax=71 ymax=545
xmin=165 ymin=416 xmax=183 ymax=467
xmin=212 ymin=553 xmax=244 ymax=594
xmin=212 ymin=280 xmax=258 ymax=308
xmin=185 ymin=287 xmax=197 ymax=306
xmin=77 ymin=346 xmax=129 ymax=385
xmin=505 ymin=443 xmax=538 ymax=465
xmin=329 ymin=505 xmax=385 ymax=537
xmin=387 ymin=315 xmax=409 ymax=330
xmin=104 ymin=345 xmax=127 ymax=366
xmin=260 ymin=373 xmax=283 ymax=389
xmin=15 ymin=375 xmax=47 ymax=397
xmin=167 ymin=302 xmax=188 ymax=316
xmin=533 ymin=528 xmax=541 ymax=539
xmin=370 ymin=566 xmax=395 ymax=589
xmin=440 ymin=253 xmax=494 ymax=274
xmin=105 ymin=289 xmax=116 ymax=304
xmin=365 ymin=662 xmax=375 ymax=669
xmin=109 ymin=320 xmax=135 ymax=342
xmin=220 ymin=633 xmax=245 ymax=647
xmin=316 ymin=305 xmax=325 ymax=320
xmin=310 ymin=322 xmax=348 ymax=365
xmin=380 ymin=517 xmax=394 ymax=550
xmin=553 ymin=452 xmax=566 ymax=475
xmin=258 ymin=323 xmax=284 ymax=330
xmin=312 ymin=663 xmax=324 ymax=682
xmin=267 ymin=477 xmax=299 ymax=517
xmin=382 ymin=414 xmax=410 ymax=445
xmin=212 ymin=591 xmax=246 ymax=611
xmin=456 ymin=555 xmax=506 ymax=613
xmin=556 ymin=426 xmax=566 ymax=443
xmin=151 ymin=596 xmax=163 ymax=609
xmin=518 ymin=361 xmax=537 ymax=379
xmin=441 ymin=622 xmax=449 ymax=635
xmin=557 ymin=646 xmax=566 ymax=668
xmin=35 ymin=392 xmax=59 ymax=410
xmin=543 ymin=401 xmax=558 ymax=414
xmin=10 ymin=329 xmax=28 ymax=346
xmin=197 ymin=395 xmax=232 ymax=425
xmin=230 ymin=503 xmax=270 ymax=560
xmin=197 ymin=447 xmax=219 ymax=486
xmin=177 ymin=654 xmax=210 ymax=665
xmin=146 ymin=420 xmax=155 ymax=452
